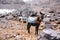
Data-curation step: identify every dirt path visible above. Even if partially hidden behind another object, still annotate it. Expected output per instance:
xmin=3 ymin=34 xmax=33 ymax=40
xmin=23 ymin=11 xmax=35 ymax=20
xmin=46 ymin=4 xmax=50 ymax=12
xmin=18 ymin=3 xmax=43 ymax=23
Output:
xmin=0 ymin=20 xmax=59 ymax=40
xmin=0 ymin=20 xmax=41 ymax=40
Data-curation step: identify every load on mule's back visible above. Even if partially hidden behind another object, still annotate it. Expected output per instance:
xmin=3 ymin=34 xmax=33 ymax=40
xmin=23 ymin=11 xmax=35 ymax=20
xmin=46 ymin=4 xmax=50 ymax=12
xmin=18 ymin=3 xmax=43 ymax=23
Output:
xmin=27 ymin=13 xmax=38 ymax=23
xmin=28 ymin=17 xmax=37 ymax=23
xmin=27 ymin=12 xmax=44 ymax=35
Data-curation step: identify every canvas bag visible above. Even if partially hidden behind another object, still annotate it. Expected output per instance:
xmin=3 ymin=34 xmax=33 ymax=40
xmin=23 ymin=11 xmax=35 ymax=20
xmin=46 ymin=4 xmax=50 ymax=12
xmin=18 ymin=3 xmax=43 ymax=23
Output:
xmin=27 ymin=16 xmax=37 ymax=23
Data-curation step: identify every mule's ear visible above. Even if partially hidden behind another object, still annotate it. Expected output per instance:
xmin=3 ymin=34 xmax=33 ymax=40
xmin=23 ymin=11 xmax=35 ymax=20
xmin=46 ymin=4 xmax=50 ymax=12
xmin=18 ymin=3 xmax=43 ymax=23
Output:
xmin=40 ymin=12 xmax=43 ymax=15
xmin=40 ymin=12 xmax=45 ymax=15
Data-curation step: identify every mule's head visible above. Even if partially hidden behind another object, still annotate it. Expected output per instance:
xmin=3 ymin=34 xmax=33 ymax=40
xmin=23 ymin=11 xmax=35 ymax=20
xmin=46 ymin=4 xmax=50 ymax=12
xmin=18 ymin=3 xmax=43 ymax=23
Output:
xmin=40 ymin=12 xmax=45 ymax=20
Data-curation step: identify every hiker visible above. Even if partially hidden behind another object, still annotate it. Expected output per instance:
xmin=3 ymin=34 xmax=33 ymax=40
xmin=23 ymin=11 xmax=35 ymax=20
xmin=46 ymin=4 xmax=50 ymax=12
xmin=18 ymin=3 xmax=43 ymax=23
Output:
xmin=27 ymin=12 xmax=44 ymax=35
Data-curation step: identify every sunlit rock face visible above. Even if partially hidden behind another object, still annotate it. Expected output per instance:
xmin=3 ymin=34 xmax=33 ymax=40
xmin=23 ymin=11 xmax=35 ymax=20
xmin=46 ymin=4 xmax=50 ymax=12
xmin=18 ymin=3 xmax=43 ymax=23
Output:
xmin=23 ymin=0 xmax=32 ymax=3
xmin=0 ymin=0 xmax=24 ymax=4
xmin=0 ymin=0 xmax=60 ymax=5
xmin=0 ymin=0 xmax=60 ymax=11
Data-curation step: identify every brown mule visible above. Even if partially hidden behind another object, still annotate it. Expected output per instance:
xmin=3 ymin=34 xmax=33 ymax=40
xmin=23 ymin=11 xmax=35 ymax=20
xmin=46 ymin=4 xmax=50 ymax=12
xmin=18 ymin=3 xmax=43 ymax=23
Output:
xmin=27 ymin=12 xmax=45 ymax=35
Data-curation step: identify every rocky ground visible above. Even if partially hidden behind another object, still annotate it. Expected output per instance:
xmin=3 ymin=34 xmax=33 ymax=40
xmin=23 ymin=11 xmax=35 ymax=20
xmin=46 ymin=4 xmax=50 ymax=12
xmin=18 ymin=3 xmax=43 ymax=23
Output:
xmin=0 ymin=0 xmax=60 ymax=40
xmin=0 ymin=18 xmax=40 ymax=40
xmin=0 ymin=18 xmax=60 ymax=40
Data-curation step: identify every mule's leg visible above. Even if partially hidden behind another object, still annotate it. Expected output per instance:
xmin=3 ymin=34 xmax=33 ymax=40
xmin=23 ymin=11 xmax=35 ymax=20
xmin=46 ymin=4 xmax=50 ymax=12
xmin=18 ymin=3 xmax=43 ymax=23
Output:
xmin=27 ymin=23 xmax=31 ymax=34
xmin=35 ymin=23 xmax=39 ymax=35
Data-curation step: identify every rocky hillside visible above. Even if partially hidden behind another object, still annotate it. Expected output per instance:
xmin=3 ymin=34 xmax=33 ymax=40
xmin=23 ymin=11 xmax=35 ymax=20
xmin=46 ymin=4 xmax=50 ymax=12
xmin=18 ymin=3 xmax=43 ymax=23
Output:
xmin=0 ymin=0 xmax=60 ymax=12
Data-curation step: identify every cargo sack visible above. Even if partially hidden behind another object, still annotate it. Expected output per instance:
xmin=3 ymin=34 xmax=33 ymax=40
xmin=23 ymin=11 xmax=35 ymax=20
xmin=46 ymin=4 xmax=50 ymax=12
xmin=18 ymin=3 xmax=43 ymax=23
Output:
xmin=27 ymin=17 xmax=37 ymax=23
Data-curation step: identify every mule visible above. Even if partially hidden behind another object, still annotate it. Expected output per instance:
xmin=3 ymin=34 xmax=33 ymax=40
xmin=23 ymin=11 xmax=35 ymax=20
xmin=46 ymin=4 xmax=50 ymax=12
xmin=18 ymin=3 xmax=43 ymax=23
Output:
xmin=27 ymin=12 xmax=45 ymax=35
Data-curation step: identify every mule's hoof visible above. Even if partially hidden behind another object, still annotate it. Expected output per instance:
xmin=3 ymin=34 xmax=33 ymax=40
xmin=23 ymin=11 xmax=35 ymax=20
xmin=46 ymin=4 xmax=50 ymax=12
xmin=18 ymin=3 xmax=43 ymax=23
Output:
xmin=28 ymin=31 xmax=30 ymax=34
xmin=35 ymin=33 xmax=38 ymax=35
xmin=28 ymin=32 xmax=30 ymax=34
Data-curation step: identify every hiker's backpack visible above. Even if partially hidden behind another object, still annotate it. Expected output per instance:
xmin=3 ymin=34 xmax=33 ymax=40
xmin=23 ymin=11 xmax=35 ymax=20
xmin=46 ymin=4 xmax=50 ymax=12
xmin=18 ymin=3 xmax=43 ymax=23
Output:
xmin=27 ymin=16 xmax=37 ymax=23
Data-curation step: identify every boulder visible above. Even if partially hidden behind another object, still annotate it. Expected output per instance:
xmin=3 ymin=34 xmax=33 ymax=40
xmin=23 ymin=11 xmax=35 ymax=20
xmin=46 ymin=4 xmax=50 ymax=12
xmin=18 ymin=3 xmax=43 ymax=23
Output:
xmin=5 ymin=15 xmax=14 ymax=20
xmin=37 ymin=28 xmax=60 ymax=40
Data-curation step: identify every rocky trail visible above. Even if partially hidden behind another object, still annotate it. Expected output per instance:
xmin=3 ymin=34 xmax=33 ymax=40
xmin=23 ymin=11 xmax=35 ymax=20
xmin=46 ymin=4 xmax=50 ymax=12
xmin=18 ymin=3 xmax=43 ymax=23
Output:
xmin=0 ymin=14 xmax=60 ymax=40
xmin=0 ymin=19 xmax=41 ymax=40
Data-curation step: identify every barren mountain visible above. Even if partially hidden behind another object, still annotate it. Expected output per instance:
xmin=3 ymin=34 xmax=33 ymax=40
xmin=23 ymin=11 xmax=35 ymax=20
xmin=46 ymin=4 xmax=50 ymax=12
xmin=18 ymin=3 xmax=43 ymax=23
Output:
xmin=0 ymin=0 xmax=60 ymax=11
